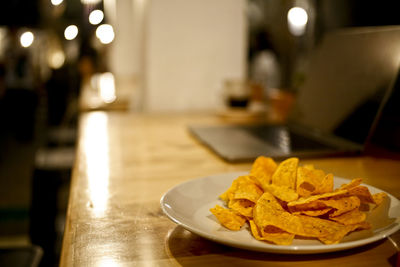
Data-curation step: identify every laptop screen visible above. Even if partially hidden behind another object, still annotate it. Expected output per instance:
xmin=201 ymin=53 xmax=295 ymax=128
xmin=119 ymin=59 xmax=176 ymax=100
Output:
xmin=291 ymin=26 xmax=400 ymax=144
xmin=189 ymin=26 xmax=400 ymax=162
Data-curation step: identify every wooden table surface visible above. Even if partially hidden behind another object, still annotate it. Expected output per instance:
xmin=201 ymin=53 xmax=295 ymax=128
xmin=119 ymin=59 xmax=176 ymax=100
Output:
xmin=60 ymin=111 xmax=400 ymax=266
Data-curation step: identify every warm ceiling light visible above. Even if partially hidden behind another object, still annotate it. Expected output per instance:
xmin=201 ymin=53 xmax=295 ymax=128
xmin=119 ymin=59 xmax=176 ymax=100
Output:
xmin=89 ymin=10 xmax=104 ymax=25
xmin=96 ymin=24 xmax=114 ymax=44
xmin=64 ymin=25 xmax=78 ymax=40
xmin=287 ymin=7 xmax=308 ymax=36
xmin=48 ymin=50 xmax=65 ymax=69
xmin=20 ymin=31 xmax=34 ymax=48
xmin=51 ymin=0 xmax=63 ymax=6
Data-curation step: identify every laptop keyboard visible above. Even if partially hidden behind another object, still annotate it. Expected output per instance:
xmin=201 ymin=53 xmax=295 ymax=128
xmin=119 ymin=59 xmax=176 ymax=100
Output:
xmin=240 ymin=125 xmax=335 ymax=151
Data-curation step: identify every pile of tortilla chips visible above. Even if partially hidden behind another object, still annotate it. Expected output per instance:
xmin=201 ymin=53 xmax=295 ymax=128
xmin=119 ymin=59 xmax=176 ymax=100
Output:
xmin=210 ymin=157 xmax=387 ymax=245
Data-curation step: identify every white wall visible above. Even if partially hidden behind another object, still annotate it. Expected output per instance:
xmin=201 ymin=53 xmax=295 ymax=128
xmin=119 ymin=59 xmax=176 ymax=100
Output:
xmin=144 ymin=0 xmax=247 ymax=111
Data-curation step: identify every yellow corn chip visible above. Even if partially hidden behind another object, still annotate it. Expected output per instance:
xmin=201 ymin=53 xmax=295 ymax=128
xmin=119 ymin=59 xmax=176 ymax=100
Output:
xmin=295 ymin=215 xmax=343 ymax=238
xmin=254 ymin=192 xmax=304 ymax=235
xmin=322 ymin=196 xmax=361 ymax=217
xmin=315 ymin=173 xmax=334 ymax=195
xmin=372 ymin=192 xmax=387 ymax=206
xmin=264 ymin=184 xmax=299 ymax=202
xmin=287 ymin=189 xmax=348 ymax=208
xmin=303 ymin=164 xmax=315 ymax=170
xmin=288 ymin=200 xmax=327 ymax=213
xmin=318 ymin=222 xmax=370 ymax=244
xmin=329 ymin=208 xmax=366 ymax=225
xmin=249 ymin=220 xmax=295 ymax=245
xmin=347 ymin=186 xmax=375 ymax=204
xmin=291 ymin=208 xmax=332 ymax=217
xmin=228 ymin=199 xmax=254 ymax=218
xmin=232 ymin=178 xmax=264 ymax=203
xmin=297 ymin=166 xmax=326 ymax=197
xmin=250 ymin=156 xmax=277 ymax=190
xmin=296 ymin=215 xmax=370 ymax=243
xmin=219 ymin=175 xmax=262 ymax=203
xmin=338 ymin=178 xmax=363 ymax=190
xmin=254 ymin=204 xmax=365 ymax=243
xmin=211 ymin=158 xmax=378 ymax=245
xmin=210 ymin=205 xmax=246 ymax=231
xmin=271 ymin=157 xmax=298 ymax=189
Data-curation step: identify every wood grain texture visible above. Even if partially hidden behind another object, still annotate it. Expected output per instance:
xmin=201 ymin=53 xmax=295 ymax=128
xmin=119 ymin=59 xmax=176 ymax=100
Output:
xmin=60 ymin=112 xmax=400 ymax=266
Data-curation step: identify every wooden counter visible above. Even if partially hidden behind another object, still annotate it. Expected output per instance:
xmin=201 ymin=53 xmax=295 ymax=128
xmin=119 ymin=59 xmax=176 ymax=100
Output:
xmin=60 ymin=112 xmax=400 ymax=266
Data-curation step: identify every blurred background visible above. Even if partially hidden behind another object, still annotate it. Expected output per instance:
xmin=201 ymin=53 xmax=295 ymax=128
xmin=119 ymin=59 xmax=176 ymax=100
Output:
xmin=1 ymin=0 xmax=400 ymax=266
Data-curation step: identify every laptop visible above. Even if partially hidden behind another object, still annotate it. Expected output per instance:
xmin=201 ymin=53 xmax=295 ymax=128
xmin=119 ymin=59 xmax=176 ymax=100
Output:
xmin=189 ymin=26 xmax=400 ymax=162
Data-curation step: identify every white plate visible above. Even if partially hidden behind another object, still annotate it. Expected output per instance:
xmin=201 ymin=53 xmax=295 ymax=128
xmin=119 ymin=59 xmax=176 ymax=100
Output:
xmin=160 ymin=172 xmax=400 ymax=254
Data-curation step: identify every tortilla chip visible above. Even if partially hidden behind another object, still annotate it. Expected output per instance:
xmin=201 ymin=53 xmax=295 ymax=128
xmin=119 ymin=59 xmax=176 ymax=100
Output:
xmin=296 ymin=215 xmax=370 ymax=244
xmin=264 ymin=184 xmax=299 ymax=202
xmin=295 ymin=215 xmax=341 ymax=237
xmin=291 ymin=208 xmax=332 ymax=217
xmin=329 ymin=208 xmax=367 ymax=225
xmin=372 ymin=192 xmax=387 ymax=206
xmin=318 ymin=222 xmax=370 ymax=244
xmin=249 ymin=220 xmax=295 ymax=245
xmin=253 ymin=192 xmax=313 ymax=238
xmin=315 ymin=173 xmax=334 ymax=195
xmin=322 ymin=196 xmax=361 ymax=217
xmin=210 ymin=205 xmax=246 ymax=231
xmin=212 ymin=158 xmax=378 ymax=245
xmin=232 ymin=178 xmax=264 ymax=203
xmin=288 ymin=200 xmax=328 ymax=213
xmin=287 ymin=189 xmax=348 ymax=208
xmin=219 ymin=176 xmax=245 ymax=202
xmin=219 ymin=175 xmax=262 ymax=203
xmin=271 ymin=157 xmax=298 ymax=189
xmin=228 ymin=199 xmax=254 ymax=218
xmin=296 ymin=166 xmax=333 ymax=197
xmin=250 ymin=156 xmax=277 ymax=190
xmin=303 ymin=164 xmax=315 ymax=170
xmin=347 ymin=186 xmax=375 ymax=204
xmin=252 ymin=211 xmax=368 ymax=244
xmin=338 ymin=178 xmax=363 ymax=190
xmin=297 ymin=166 xmax=324 ymax=197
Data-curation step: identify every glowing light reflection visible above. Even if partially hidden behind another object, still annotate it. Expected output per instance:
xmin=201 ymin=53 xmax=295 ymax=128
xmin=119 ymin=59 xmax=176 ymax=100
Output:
xmin=287 ymin=7 xmax=308 ymax=36
xmin=84 ymin=113 xmax=110 ymax=216
xmin=99 ymin=72 xmax=116 ymax=103
xmin=49 ymin=50 xmax=65 ymax=69
xmin=96 ymin=257 xmax=121 ymax=267
xmin=51 ymin=0 xmax=63 ymax=6
xmin=90 ymin=73 xmax=117 ymax=104
xmin=20 ymin=31 xmax=34 ymax=48
xmin=89 ymin=10 xmax=104 ymax=25
xmin=64 ymin=25 xmax=78 ymax=40
xmin=277 ymin=130 xmax=291 ymax=154
xmin=96 ymin=24 xmax=115 ymax=44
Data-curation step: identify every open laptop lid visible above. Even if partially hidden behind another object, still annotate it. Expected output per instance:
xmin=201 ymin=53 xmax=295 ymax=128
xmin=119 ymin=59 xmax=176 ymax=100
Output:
xmin=290 ymin=26 xmax=400 ymax=146
xmin=189 ymin=26 xmax=400 ymax=161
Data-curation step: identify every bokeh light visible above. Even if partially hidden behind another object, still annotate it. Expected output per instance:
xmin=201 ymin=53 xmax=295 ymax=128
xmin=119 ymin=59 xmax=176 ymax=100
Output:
xmin=96 ymin=24 xmax=115 ymax=44
xmin=64 ymin=25 xmax=79 ymax=40
xmin=51 ymin=0 xmax=63 ymax=6
xmin=89 ymin=10 xmax=104 ymax=25
xmin=20 ymin=31 xmax=34 ymax=48
xmin=48 ymin=50 xmax=65 ymax=69
xmin=287 ymin=7 xmax=308 ymax=36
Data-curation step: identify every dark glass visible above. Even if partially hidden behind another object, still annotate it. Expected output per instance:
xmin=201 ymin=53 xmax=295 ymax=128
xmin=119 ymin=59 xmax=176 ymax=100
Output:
xmin=227 ymin=97 xmax=249 ymax=108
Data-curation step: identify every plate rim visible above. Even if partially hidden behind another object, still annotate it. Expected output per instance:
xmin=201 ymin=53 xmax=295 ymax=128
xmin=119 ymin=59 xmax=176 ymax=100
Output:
xmin=160 ymin=172 xmax=400 ymax=254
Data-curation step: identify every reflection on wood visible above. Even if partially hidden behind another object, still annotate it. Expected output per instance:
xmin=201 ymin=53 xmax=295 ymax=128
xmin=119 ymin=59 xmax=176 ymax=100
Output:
xmin=60 ymin=112 xmax=400 ymax=266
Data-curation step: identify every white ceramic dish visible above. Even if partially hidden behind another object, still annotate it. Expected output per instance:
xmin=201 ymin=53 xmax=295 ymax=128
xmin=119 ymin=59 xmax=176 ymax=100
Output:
xmin=160 ymin=172 xmax=400 ymax=254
